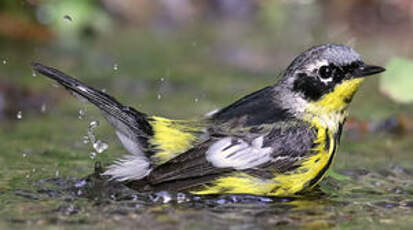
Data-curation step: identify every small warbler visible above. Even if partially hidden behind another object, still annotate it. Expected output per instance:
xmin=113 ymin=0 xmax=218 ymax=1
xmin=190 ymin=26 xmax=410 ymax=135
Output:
xmin=33 ymin=44 xmax=385 ymax=196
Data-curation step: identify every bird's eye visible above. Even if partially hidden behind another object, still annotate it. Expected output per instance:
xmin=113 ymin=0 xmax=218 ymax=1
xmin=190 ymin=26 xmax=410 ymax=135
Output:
xmin=319 ymin=65 xmax=332 ymax=79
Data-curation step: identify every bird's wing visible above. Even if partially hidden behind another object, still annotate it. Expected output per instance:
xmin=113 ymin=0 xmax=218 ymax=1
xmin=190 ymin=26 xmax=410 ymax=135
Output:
xmin=149 ymin=135 xmax=272 ymax=182
xmin=143 ymin=122 xmax=316 ymax=192
xmin=143 ymin=136 xmax=271 ymax=192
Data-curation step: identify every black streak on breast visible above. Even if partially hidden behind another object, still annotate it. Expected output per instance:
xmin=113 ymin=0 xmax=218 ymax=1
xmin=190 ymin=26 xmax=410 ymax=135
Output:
xmin=308 ymin=128 xmax=336 ymax=187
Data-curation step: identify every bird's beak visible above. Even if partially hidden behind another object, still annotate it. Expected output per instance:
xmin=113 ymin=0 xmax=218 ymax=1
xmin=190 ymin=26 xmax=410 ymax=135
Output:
xmin=352 ymin=63 xmax=386 ymax=78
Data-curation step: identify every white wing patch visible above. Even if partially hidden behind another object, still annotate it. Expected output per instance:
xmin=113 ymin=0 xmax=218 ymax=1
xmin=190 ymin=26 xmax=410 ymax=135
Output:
xmin=206 ymin=136 xmax=273 ymax=170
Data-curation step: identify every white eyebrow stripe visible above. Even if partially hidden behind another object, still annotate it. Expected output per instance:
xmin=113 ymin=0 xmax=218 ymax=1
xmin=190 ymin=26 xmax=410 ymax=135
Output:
xmin=305 ymin=59 xmax=328 ymax=73
xmin=304 ymin=59 xmax=335 ymax=85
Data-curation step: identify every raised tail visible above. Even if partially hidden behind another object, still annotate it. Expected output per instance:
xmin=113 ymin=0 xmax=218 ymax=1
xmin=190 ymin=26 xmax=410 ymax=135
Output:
xmin=32 ymin=63 xmax=154 ymax=181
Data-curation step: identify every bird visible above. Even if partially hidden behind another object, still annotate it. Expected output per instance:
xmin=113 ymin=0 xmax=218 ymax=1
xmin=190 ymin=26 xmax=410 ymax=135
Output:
xmin=32 ymin=44 xmax=385 ymax=196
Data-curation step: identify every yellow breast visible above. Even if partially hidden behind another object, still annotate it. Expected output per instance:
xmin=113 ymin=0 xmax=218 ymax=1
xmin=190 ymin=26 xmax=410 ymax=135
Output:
xmin=266 ymin=78 xmax=363 ymax=195
xmin=304 ymin=78 xmax=363 ymax=132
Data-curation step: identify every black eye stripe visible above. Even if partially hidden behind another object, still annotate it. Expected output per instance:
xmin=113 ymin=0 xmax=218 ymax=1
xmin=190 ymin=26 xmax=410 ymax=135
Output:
xmin=293 ymin=61 xmax=363 ymax=101
xmin=341 ymin=61 xmax=362 ymax=74
xmin=293 ymin=73 xmax=324 ymax=100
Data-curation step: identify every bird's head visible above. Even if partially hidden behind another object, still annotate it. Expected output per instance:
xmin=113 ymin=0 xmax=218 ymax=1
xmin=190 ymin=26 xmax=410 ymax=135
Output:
xmin=279 ymin=44 xmax=385 ymax=114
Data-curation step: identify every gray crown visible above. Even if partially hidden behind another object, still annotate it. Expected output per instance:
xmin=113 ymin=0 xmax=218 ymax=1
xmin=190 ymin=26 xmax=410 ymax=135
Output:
xmin=284 ymin=44 xmax=362 ymax=76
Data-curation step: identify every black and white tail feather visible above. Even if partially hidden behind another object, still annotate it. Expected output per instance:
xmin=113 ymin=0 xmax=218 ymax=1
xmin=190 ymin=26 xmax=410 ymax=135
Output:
xmin=32 ymin=63 xmax=153 ymax=181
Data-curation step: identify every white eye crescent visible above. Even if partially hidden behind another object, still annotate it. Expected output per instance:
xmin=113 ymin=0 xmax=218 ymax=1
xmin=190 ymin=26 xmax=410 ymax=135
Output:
xmin=318 ymin=65 xmax=334 ymax=83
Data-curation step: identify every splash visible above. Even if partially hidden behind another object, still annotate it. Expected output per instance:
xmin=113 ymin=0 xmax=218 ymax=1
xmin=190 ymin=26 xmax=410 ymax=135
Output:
xmin=63 ymin=15 xmax=72 ymax=22
xmin=16 ymin=111 xmax=22 ymax=119
xmin=87 ymin=120 xmax=109 ymax=155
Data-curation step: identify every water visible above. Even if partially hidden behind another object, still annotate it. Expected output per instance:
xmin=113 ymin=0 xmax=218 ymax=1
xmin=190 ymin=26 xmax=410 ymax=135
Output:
xmin=1 ymin=2 xmax=413 ymax=229
xmin=92 ymin=140 xmax=108 ymax=154
xmin=89 ymin=152 xmax=96 ymax=159
xmin=3 ymin=166 xmax=413 ymax=229
xmin=78 ymin=109 xmax=85 ymax=120
xmin=40 ymin=104 xmax=46 ymax=113
xmin=63 ymin=15 xmax=72 ymax=22
xmin=87 ymin=120 xmax=99 ymax=143
xmin=16 ymin=111 xmax=22 ymax=119
xmin=82 ymin=135 xmax=90 ymax=144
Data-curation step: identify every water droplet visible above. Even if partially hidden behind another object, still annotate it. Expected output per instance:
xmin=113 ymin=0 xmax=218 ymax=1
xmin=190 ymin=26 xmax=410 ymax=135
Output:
xmin=86 ymin=120 xmax=108 ymax=154
xmin=40 ymin=104 xmax=47 ymax=113
xmin=93 ymin=140 xmax=108 ymax=153
xmin=151 ymin=191 xmax=172 ymax=204
xmin=87 ymin=120 xmax=101 ymax=146
xmin=113 ymin=64 xmax=118 ymax=71
xmin=89 ymin=120 xmax=99 ymax=129
xmin=2 ymin=59 xmax=7 ymax=64
xmin=63 ymin=15 xmax=72 ymax=22
xmin=82 ymin=135 xmax=89 ymax=144
xmin=16 ymin=111 xmax=22 ymax=119
xmin=157 ymin=94 xmax=162 ymax=100
xmin=74 ymin=179 xmax=87 ymax=188
xmin=78 ymin=109 xmax=86 ymax=120
xmin=89 ymin=151 xmax=97 ymax=159
xmin=177 ymin=193 xmax=188 ymax=203
xmin=32 ymin=71 xmax=37 ymax=77
xmin=194 ymin=98 xmax=199 ymax=103
xmin=55 ymin=170 xmax=60 ymax=177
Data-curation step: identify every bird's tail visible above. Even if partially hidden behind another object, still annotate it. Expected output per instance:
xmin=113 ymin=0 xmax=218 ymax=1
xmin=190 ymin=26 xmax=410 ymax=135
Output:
xmin=32 ymin=63 xmax=154 ymax=181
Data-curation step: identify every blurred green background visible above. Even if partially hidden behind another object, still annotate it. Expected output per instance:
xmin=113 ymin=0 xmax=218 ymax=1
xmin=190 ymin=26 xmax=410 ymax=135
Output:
xmin=0 ymin=0 xmax=413 ymax=229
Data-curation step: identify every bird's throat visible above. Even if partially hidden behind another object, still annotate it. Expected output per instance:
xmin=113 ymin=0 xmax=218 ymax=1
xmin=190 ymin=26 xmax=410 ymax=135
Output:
xmin=309 ymin=78 xmax=364 ymax=112
xmin=304 ymin=78 xmax=364 ymax=131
